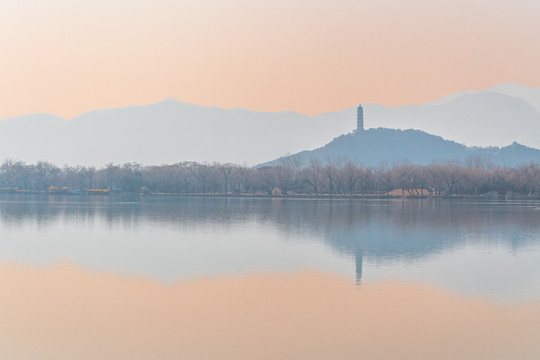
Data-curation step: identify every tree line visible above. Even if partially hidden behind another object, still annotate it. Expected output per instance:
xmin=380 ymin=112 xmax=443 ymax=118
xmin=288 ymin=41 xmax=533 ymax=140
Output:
xmin=0 ymin=157 xmax=539 ymax=197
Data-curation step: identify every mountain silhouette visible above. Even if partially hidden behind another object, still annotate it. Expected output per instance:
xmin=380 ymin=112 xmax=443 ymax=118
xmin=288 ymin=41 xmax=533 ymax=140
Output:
xmin=265 ymin=128 xmax=540 ymax=167
xmin=0 ymin=83 xmax=539 ymax=165
xmin=364 ymin=91 xmax=540 ymax=149
xmin=0 ymin=99 xmax=355 ymax=165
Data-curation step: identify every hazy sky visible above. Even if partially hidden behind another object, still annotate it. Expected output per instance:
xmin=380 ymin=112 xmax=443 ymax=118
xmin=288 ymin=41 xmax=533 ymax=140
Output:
xmin=1 ymin=0 xmax=539 ymax=119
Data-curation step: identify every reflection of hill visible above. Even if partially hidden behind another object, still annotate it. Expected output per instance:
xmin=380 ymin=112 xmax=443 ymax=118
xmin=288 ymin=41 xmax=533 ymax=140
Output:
xmin=244 ymin=198 xmax=540 ymax=281
xmin=1 ymin=196 xmax=539 ymax=282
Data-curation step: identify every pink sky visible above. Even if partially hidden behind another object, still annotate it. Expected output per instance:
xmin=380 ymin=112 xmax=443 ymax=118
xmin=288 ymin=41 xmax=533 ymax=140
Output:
xmin=1 ymin=0 xmax=539 ymax=119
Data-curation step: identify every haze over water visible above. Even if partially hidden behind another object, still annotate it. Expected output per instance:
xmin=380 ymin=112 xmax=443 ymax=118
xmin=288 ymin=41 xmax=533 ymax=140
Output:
xmin=1 ymin=195 xmax=540 ymax=359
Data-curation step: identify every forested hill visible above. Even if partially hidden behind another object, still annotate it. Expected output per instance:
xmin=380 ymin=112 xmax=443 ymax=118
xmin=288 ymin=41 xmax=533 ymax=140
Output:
xmin=265 ymin=128 xmax=540 ymax=167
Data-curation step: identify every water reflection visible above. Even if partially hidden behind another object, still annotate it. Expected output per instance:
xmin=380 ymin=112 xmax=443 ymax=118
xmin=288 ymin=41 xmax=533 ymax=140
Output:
xmin=0 ymin=262 xmax=539 ymax=360
xmin=0 ymin=196 xmax=539 ymax=300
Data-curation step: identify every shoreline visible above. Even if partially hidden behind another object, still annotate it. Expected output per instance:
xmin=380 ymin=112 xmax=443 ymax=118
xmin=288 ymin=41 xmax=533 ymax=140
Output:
xmin=1 ymin=192 xmax=539 ymax=201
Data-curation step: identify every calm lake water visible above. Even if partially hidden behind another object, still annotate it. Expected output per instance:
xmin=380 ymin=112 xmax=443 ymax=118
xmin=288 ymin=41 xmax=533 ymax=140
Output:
xmin=1 ymin=195 xmax=540 ymax=359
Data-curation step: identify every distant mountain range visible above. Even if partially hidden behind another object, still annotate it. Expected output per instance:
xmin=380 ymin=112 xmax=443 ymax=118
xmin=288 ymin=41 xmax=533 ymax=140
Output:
xmin=0 ymin=100 xmax=354 ymax=165
xmin=263 ymin=128 xmax=540 ymax=167
xmin=0 ymin=83 xmax=539 ymax=166
xmin=363 ymin=83 xmax=540 ymax=149
xmin=427 ymin=83 xmax=540 ymax=111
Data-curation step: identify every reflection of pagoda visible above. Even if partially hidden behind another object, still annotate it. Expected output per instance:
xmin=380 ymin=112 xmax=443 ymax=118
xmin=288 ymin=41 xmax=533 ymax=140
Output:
xmin=356 ymin=105 xmax=364 ymax=131
xmin=355 ymin=249 xmax=363 ymax=284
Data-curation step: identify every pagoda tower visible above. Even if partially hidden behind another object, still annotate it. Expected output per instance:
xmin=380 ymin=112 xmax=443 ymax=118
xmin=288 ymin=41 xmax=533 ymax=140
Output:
xmin=356 ymin=105 xmax=364 ymax=131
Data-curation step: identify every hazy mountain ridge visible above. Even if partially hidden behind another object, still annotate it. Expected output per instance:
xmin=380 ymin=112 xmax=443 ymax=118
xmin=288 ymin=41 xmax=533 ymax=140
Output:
xmin=0 ymin=83 xmax=539 ymax=166
xmin=363 ymin=90 xmax=540 ymax=149
xmin=0 ymin=99 xmax=356 ymax=166
xmin=264 ymin=128 xmax=540 ymax=167
xmin=428 ymin=83 xmax=540 ymax=112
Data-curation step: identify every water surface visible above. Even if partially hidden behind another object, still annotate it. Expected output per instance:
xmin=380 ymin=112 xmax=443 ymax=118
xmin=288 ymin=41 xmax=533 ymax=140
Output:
xmin=1 ymin=196 xmax=539 ymax=301
xmin=1 ymin=195 xmax=540 ymax=359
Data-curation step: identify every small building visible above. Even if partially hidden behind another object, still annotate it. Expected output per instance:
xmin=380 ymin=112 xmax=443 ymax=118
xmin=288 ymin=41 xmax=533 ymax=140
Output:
xmin=388 ymin=188 xmax=430 ymax=197
xmin=487 ymin=179 xmax=514 ymax=199
xmin=490 ymin=180 xmax=512 ymax=196
xmin=88 ymin=189 xmax=110 ymax=195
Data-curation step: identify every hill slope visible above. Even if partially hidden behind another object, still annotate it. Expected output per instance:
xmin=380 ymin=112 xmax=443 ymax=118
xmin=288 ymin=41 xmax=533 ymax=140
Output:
xmin=363 ymin=91 xmax=540 ymax=149
xmin=267 ymin=128 xmax=540 ymax=167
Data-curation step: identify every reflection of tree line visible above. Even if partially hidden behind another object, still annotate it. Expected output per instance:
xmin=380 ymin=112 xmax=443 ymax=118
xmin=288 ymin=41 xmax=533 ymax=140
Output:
xmin=0 ymin=195 xmax=540 ymax=246
xmin=266 ymin=199 xmax=540 ymax=281
xmin=1 ymin=159 xmax=540 ymax=196
xmin=1 ymin=197 xmax=538 ymax=280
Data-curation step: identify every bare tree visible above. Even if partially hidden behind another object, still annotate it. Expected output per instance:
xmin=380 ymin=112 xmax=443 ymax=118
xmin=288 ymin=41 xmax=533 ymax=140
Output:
xmin=256 ymin=166 xmax=278 ymax=195
xmin=301 ymin=157 xmax=324 ymax=195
